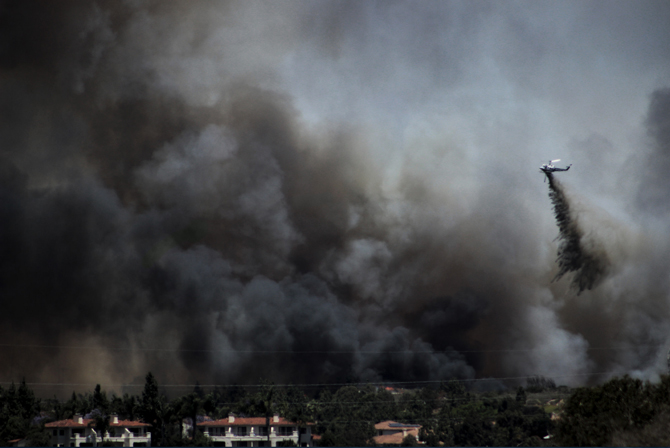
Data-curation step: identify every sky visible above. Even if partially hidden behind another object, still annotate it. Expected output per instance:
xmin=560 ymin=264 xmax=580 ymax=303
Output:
xmin=2 ymin=0 xmax=670 ymax=394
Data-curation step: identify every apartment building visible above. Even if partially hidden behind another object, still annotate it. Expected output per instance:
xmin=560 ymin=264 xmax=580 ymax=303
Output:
xmin=45 ymin=414 xmax=151 ymax=447
xmin=198 ymin=414 xmax=313 ymax=447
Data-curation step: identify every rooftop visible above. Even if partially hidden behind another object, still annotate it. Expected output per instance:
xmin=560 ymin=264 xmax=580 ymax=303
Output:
xmin=45 ymin=418 xmax=150 ymax=428
xmin=375 ymin=420 xmax=422 ymax=431
xmin=197 ymin=416 xmax=310 ymax=427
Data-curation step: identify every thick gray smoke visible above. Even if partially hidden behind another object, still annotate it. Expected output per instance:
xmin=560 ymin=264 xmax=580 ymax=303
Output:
xmin=2 ymin=0 xmax=670 ymax=393
xmin=545 ymin=172 xmax=609 ymax=294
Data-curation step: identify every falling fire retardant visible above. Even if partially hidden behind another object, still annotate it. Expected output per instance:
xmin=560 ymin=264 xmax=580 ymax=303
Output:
xmin=544 ymin=172 xmax=610 ymax=294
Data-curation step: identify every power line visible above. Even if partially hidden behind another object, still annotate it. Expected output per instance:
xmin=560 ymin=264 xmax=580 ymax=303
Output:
xmin=0 ymin=371 xmax=612 ymax=390
xmin=0 ymin=343 xmax=664 ymax=354
xmin=27 ymin=392 xmax=569 ymax=408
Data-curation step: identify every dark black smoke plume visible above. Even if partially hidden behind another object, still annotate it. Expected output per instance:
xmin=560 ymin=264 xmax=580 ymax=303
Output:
xmin=2 ymin=0 xmax=670 ymax=393
xmin=0 ymin=0 xmax=483 ymax=390
xmin=545 ymin=172 xmax=609 ymax=294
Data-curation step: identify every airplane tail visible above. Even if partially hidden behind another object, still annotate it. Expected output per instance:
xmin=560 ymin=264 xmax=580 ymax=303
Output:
xmin=566 ymin=164 xmax=572 ymax=170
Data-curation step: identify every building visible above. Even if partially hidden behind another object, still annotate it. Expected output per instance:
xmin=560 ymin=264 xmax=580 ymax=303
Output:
xmin=45 ymin=414 xmax=151 ymax=447
xmin=373 ymin=421 xmax=422 ymax=445
xmin=198 ymin=414 xmax=313 ymax=447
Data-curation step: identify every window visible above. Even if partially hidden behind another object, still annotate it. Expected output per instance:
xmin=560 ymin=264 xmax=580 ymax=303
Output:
xmin=60 ymin=429 xmax=65 ymax=436
xmin=236 ymin=426 xmax=247 ymax=436
xmin=277 ymin=427 xmax=295 ymax=436
xmin=258 ymin=426 xmax=269 ymax=436
xmin=53 ymin=429 xmax=57 ymax=435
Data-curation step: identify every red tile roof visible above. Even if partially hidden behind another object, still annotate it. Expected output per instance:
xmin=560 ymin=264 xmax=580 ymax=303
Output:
xmin=374 ymin=432 xmax=415 ymax=445
xmin=373 ymin=421 xmax=421 ymax=445
xmin=374 ymin=420 xmax=421 ymax=431
xmin=45 ymin=419 xmax=92 ymax=428
xmin=198 ymin=416 xmax=309 ymax=427
xmin=45 ymin=418 xmax=149 ymax=428
xmin=110 ymin=419 xmax=150 ymax=428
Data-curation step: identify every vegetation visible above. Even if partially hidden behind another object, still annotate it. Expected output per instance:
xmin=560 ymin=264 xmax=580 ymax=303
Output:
xmin=0 ymin=380 xmax=50 ymax=446
xmin=3 ymin=373 xmax=670 ymax=446
xmin=556 ymin=375 xmax=670 ymax=446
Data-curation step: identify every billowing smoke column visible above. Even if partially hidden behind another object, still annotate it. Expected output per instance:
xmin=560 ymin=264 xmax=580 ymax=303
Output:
xmin=0 ymin=0 xmax=482 ymax=389
xmin=1 ymin=0 xmax=670 ymax=393
xmin=545 ymin=173 xmax=609 ymax=294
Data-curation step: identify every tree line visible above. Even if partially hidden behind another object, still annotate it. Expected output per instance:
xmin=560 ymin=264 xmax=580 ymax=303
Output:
xmin=2 ymin=373 xmax=670 ymax=446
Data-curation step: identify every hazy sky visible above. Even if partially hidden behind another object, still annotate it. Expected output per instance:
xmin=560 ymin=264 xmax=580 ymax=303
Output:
xmin=2 ymin=0 xmax=670 ymax=393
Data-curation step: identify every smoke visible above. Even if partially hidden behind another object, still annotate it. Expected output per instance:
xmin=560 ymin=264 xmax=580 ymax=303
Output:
xmin=545 ymin=172 xmax=609 ymax=294
xmin=2 ymin=0 xmax=670 ymax=392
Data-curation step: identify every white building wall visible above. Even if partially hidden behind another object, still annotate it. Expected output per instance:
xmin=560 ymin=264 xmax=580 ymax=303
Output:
xmin=203 ymin=425 xmax=312 ymax=447
xmin=49 ymin=426 xmax=151 ymax=447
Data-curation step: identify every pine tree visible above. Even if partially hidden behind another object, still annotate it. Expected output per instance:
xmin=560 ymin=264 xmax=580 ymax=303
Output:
xmin=140 ymin=372 xmax=165 ymax=446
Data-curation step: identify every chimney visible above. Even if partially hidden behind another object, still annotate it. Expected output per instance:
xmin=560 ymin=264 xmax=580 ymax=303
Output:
xmin=228 ymin=413 xmax=235 ymax=423
xmin=273 ymin=414 xmax=279 ymax=423
xmin=111 ymin=414 xmax=119 ymax=424
xmin=75 ymin=414 xmax=83 ymax=424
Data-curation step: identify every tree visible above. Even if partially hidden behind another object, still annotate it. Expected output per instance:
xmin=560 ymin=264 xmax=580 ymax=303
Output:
xmin=89 ymin=412 xmax=110 ymax=446
xmin=93 ymin=384 xmax=109 ymax=414
xmin=17 ymin=380 xmax=39 ymax=421
xmin=419 ymin=421 xmax=441 ymax=446
xmin=256 ymin=382 xmax=277 ymax=446
xmin=120 ymin=394 xmax=139 ymax=421
xmin=140 ymin=372 xmax=167 ymax=446
xmin=398 ymin=388 xmax=434 ymax=423
xmin=611 ymin=411 xmax=670 ymax=446
xmin=46 ymin=397 xmax=68 ymax=421
xmin=515 ymin=386 xmax=527 ymax=405
xmin=526 ymin=376 xmax=556 ymax=393
xmin=64 ymin=392 xmax=79 ymax=417
xmin=313 ymin=386 xmax=375 ymax=447
xmin=441 ymin=379 xmax=466 ymax=408
xmin=183 ymin=392 xmax=203 ymax=439
xmin=0 ymin=380 xmax=42 ymax=444
xmin=25 ymin=423 xmax=52 ymax=447
xmin=401 ymin=434 xmax=418 ymax=446
xmin=281 ymin=386 xmax=316 ymax=446
xmin=453 ymin=417 xmax=504 ymax=447
xmin=557 ymin=375 xmax=658 ymax=446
